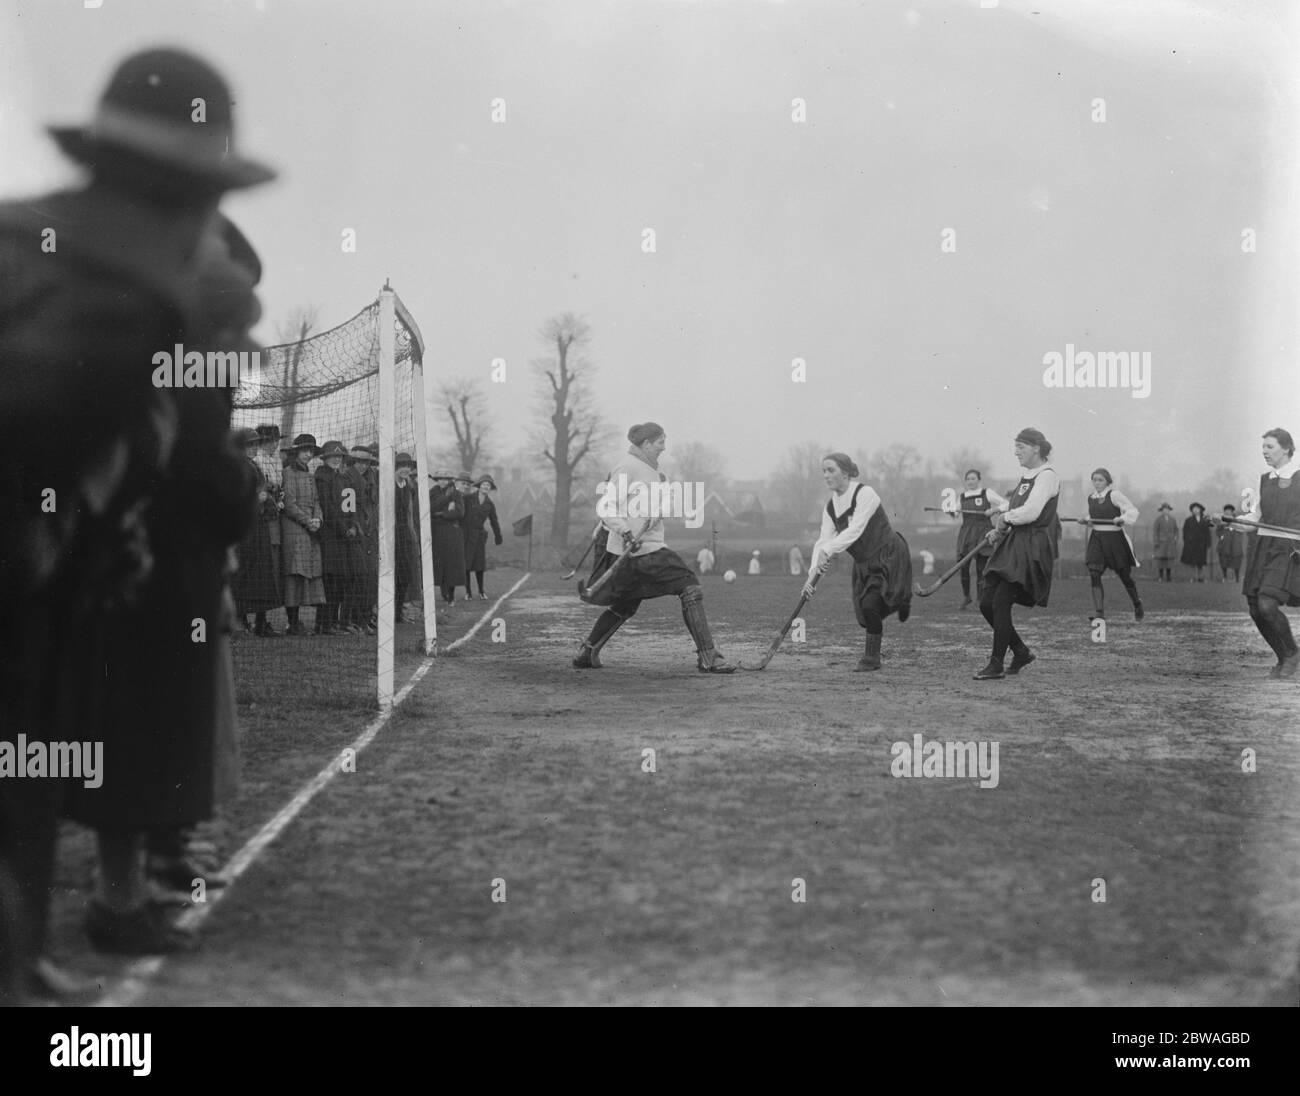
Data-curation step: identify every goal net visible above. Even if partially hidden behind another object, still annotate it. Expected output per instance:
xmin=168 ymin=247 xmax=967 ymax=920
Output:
xmin=229 ymin=288 xmax=436 ymax=710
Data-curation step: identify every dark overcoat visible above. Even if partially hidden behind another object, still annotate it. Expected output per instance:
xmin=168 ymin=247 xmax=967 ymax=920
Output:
xmin=429 ymin=484 xmax=467 ymax=585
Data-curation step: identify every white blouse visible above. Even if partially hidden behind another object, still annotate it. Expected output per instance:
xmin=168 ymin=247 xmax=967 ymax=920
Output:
xmin=811 ymin=481 xmax=881 ymax=570
xmin=998 ymin=465 xmax=1060 ymax=525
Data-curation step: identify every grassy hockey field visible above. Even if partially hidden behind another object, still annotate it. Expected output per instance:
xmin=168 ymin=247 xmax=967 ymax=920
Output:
xmin=47 ymin=566 xmax=1300 ymax=1005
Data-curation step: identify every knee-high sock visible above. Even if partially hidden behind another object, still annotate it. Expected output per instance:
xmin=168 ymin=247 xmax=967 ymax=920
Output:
xmin=1089 ymin=572 xmax=1105 ymax=615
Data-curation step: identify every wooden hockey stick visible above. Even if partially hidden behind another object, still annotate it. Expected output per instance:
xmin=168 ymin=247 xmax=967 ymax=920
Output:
xmin=738 ymin=570 xmax=825 ymax=670
xmin=913 ymin=529 xmax=1005 ymax=597
xmin=577 ymin=518 xmax=655 ymax=603
xmin=562 ymin=522 xmax=604 ymax=580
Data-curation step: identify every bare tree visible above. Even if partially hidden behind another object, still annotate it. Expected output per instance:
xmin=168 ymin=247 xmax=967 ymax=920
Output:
xmin=533 ymin=313 xmax=608 ymax=548
xmin=946 ymin=446 xmax=990 ymax=481
xmin=869 ymin=443 xmax=924 ymax=523
xmin=665 ymin=441 xmax=728 ymax=490
xmin=275 ymin=306 xmax=319 ymax=442
xmin=770 ymin=441 xmax=829 ymax=523
xmin=437 ymin=377 xmax=493 ymax=474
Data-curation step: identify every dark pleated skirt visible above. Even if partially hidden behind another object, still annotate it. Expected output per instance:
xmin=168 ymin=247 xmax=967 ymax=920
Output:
xmin=985 ymin=526 xmax=1055 ymax=607
xmin=1085 ymin=531 xmax=1136 ymax=574
xmin=1242 ymin=537 xmax=1300 ymax=606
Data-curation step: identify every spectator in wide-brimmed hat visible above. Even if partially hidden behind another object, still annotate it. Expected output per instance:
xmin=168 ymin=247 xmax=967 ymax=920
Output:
xmin=314 ymin=441 xmax=351 ymax=635
xmin=429 ymin=469 xmax=467 ymax=610
xmin=1181 ymin=501 xmax=1212 ymax=582
xmin=280 ymin=435 xmax=325 ymax=634
xmin=1152 ymin=502 xmax=1179 ymax=582
xmin=394 ymin=454 xmax=422 ymax=620
xmin=462 ymin=474 xmax=503 ymax=600
xmin=1217 ymin=503 xmax=1245 ymax=583
xmin=233 ymin=426 xmax=283 ymax=635
xmin=1 ymin=45 xmax=277 ymax=986
xmin=343 ymin=445 xmax=379 ymax=633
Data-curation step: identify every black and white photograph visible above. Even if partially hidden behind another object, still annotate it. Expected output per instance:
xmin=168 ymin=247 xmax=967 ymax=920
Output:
xmin=1 ymin=0 xmax=1297 ymax=1043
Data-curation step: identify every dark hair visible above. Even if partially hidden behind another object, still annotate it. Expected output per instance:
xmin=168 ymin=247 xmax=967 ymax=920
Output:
xmin=1090 ymin=467 xmax=1113 ymax=485
xmin=1014 ymin=427 xmax=1052 ymax=459
xmin=823 ymin=452 xmax=859 ymax=478
xmin=964 ymin=468 xmax=981 ymax=480
xmin=1223 ymin=503 xmax=1236 ymax=512
xmin=627 ymin=422 xmax=665 ymax=447
xmin=1263 ymin=427 xmax=1295 ymax=457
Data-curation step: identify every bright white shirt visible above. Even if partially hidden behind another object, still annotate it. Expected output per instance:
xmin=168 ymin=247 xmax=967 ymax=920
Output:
xmin=253 ymin=450 xmax=282 ymax=490
xmin=997 ymin=465 xmax=1060 ymax=525
xmin=1087 ymin=487 xmax=1139 ymax=531
xmin=811 ymin=481 xmax=881 ymax=570
xmin=1267 ymin=455 xmax=1300 ymax=480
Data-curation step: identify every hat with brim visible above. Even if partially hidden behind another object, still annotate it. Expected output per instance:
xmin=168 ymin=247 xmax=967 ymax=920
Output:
xmin=256 ymin=423 xmax=282 ymax=442
xmin=474 ymin=474 xmax=497 ymax=490
xmin=455 ymin=472 xmax=472 ymax=484
xmin=48 ymin=47 xmax=276 ymax=191
xmin=1189 ymin=502 xmax=1205 ymax=513
xmin=1158 ymin=503 xmax=1172 ymax=511
xmin=348 ymin=447 xmax=378 ymax=464
xmin=235 ymin=426 xmax=260 ymax=447
xmin=320 ymin=440 xmax=348 ymax=459
xmin=287 ymin=433 xmax=321 ymax=456
xmin=396 ymin=452 xmax=417 ymax=469
xmin=430 ymin=468 xmax=455 ymax=481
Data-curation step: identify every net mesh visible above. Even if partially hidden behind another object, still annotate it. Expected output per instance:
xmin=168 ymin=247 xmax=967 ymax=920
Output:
xmin=228 ymin=294 xmax=428 ymax=715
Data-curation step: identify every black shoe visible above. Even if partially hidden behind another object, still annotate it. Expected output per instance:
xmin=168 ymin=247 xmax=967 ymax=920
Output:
xmin=973 ymin=660 xmax=1005 ymax=680
xmin=1133 ymin=599 xmax=1144 ymax=621
xmin=1280 ymin=653 xmax=1300 ymax=678
xmin=572 ymin=643 xmax=603 ymax=669
xmin=286 ymin=621 xmax=307 ymax=636
xmin=1088 ymin=612 xmax=1105 ymax=622
xmin=86 ymin=901 xmax=200 ymax=955
xmin=898 ymin=600 xmax=911 ymax=623
xmin=1006 ymin=649 xmax=1036 ymax=675
xmin=959 ymin=598 xmax=972 ymax=611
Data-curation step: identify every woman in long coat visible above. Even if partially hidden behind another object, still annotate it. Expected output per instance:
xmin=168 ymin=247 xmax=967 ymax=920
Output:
xmin=1181 ymin=502 xmax=1212 ymax=582
xmin=1152 ymin=503 xmax=1179 ymax=582
xmin=462 ymin=474 xmax=503 ymax=599
xmin=394 ymin=453 xmax=421 ymax=619
xmin=314 ymin=440 xmax=351 ymax=634
xmin=280 ymin=434 xmax=325 ymax=634
xmin=233 ymin=427 xmax=283 ymax=633
xmin=429 ymin=470 xmax=467 ymax=606
xmin=801 ymin=452 xmax=913 ymax=672
xmin=342 ymin=446 xmax=379 ymax=632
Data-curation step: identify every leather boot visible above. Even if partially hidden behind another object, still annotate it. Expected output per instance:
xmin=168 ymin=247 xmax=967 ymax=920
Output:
xmin=681 ymin=587 xmax=735 ymax=673
xmin=573 ymin=610 xmax=625 ymax=669
xmin=855 ymin=633 xmax=882 ymax=672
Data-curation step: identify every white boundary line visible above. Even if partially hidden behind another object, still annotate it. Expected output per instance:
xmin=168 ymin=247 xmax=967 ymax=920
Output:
xmin=98 ymin=572 xmax=532 ymax=1006
xmin=441 ymin=573 xmax=531 ymax=652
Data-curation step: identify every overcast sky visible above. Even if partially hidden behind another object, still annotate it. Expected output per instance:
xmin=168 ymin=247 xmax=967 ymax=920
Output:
xmin=2 ymin=0 xmax=1296 ymax=495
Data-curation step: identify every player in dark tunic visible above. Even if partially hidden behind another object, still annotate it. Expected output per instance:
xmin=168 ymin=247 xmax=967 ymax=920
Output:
xmin=1081 ymin=468 xmax=1143 ymax=622
xmin=463 ymin=474 xmax=503 ymax=599
xmin=802 ymin=453 xmax=913 ymax=671
xmin=574 ymin=422 xmax=734 ymax=673
xmin=1229 ymin=428 xmax=1300 ymax=677
xmin=952 ymin=469 xmax=1006 ymax=609
xmin=974 ymin=428 xmax=1060 ymax=680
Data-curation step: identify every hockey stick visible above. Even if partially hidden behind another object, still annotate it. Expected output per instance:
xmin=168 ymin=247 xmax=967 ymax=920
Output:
xmin=562 ymin=522 xmax=604 ymax=580
xmin=738 ymin=570 xmax=825 ymax=671
xmin=913 ymin=529 xmax=1005 ymax=597
xmin=1059 ymin=516 xmax=1122 ymax=526
xmin=1217 ymin=515 xmax=1300 ymax=543
xmin=923 ymin=507 xmax=992 ymax=517
xmin=577 ymin=517 xmax=655 ymax=603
